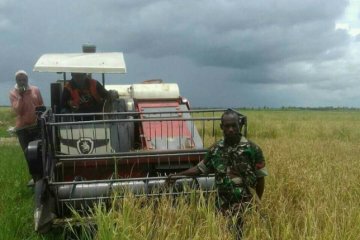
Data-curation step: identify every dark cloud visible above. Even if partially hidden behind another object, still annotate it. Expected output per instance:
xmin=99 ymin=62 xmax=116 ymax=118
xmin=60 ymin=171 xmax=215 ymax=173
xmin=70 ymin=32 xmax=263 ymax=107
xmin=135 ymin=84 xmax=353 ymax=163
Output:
xmin=93 ymin=0 xmax=349 ymax=69
xmin=0 ymin=0 xmax=358 ymax=108
xmin=0 ymin=0 xmax=350 ymax=71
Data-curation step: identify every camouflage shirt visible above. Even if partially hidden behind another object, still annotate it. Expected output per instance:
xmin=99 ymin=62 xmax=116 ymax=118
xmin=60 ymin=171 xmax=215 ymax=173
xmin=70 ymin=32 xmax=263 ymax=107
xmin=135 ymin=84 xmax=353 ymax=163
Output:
xmin=197 ymin=136 xmax=268 ymax=206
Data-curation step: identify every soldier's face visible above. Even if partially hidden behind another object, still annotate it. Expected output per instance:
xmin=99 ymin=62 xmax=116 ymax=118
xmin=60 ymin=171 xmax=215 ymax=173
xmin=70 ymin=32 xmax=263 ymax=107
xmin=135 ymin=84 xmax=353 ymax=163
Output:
xmin=221 ymin=114 xmax=240 ymax=140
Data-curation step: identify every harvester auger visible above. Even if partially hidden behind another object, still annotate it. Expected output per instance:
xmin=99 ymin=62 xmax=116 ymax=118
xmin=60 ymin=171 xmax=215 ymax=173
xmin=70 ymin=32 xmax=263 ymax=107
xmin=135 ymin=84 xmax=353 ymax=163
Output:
xmin=27 ymin=51 xmax=247 ymax=232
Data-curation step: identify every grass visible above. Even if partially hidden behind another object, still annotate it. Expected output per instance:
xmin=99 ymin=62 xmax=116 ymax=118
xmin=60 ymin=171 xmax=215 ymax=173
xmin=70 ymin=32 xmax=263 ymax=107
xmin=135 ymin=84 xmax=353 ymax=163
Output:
xmin=0 ymin=145 xmax=62 ymax=240
xmin=0 ymin=107 xmax=16 ymax=137
xmin=1 ymin=108 xmax=360 ymax=239
xmin=0 ymin=107 xmax=63 ymax=240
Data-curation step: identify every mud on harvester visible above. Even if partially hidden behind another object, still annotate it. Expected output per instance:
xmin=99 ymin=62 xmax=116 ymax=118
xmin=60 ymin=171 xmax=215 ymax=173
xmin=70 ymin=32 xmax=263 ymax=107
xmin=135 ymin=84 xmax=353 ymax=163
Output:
xmin=27 ymin=51 xmax=247 ymax=232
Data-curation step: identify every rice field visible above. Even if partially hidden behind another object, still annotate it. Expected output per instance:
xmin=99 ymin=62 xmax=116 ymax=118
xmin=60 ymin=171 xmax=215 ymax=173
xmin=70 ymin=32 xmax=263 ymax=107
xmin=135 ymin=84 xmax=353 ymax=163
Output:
xmin=243 ymin=110 xmax=360 ymax=239
xmin=1 ymin=107 xmax=360 ymax=239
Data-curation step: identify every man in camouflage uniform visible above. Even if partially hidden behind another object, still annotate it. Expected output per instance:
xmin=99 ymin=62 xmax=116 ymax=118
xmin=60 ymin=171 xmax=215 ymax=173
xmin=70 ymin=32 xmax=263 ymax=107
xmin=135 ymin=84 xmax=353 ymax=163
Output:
xmin=167 ymin=109 xmax=268 ymax=239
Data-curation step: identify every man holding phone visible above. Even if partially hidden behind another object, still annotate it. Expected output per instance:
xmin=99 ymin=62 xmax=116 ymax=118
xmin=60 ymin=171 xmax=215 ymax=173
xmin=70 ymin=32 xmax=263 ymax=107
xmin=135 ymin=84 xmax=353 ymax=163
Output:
xmin=9 ymin=70 xmax=44 ymax=185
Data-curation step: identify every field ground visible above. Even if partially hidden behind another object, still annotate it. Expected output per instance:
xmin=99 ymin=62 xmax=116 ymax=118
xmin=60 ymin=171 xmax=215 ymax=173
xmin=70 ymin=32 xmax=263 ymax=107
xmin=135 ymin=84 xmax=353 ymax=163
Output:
xmin=0 ymin=107 xmax=359 ymax=239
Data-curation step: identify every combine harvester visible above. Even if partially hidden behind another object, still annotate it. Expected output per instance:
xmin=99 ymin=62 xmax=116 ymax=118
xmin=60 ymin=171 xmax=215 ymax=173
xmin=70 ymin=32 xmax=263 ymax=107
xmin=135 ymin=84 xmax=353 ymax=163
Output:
xmin=27 ymin=48 xmax=247 ymax=232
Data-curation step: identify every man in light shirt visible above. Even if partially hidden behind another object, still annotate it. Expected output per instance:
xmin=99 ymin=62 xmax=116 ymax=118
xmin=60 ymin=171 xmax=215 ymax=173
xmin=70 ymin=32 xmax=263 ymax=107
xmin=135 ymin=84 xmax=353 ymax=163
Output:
xmin=9 ymin=70 xmax=44 ymax=185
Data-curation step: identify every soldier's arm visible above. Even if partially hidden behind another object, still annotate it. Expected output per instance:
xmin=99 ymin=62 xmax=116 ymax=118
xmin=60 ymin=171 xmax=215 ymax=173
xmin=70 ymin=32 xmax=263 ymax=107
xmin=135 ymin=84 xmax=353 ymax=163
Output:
xmin=166 ymin=165 xmax=201 ymax=184
xmin=167 ymin=143 xmax=217 ymax=185
xmin=166 ymin=157 xmax=211 ymax=184
xmin=249 ymin=141 xmax=268 ymax=199
xmin=173 ymin=166 xmax=201 ymax=177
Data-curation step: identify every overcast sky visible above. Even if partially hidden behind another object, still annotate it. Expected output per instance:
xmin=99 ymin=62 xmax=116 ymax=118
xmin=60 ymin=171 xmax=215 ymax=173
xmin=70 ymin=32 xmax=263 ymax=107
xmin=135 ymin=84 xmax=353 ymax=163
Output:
xmin=1 ymin=0 xmax=360 ymax=108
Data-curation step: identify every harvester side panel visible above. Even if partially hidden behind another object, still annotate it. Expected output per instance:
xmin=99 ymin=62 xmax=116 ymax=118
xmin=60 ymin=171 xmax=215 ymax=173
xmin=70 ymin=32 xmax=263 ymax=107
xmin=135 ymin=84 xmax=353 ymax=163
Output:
xmin=137 ymin=102 xmax=203 ymax=150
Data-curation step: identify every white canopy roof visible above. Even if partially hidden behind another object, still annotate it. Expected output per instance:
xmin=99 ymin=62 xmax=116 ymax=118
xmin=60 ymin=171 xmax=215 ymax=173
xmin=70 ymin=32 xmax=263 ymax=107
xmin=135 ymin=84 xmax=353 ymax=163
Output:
xmin=33 ymin=52 xmax=126 ymax=73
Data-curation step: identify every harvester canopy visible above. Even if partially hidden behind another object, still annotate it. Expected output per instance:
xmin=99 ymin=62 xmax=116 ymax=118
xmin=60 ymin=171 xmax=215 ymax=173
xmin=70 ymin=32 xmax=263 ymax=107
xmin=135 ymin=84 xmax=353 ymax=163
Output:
xmin=33 ymin=52 xmax=126 ymax=74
